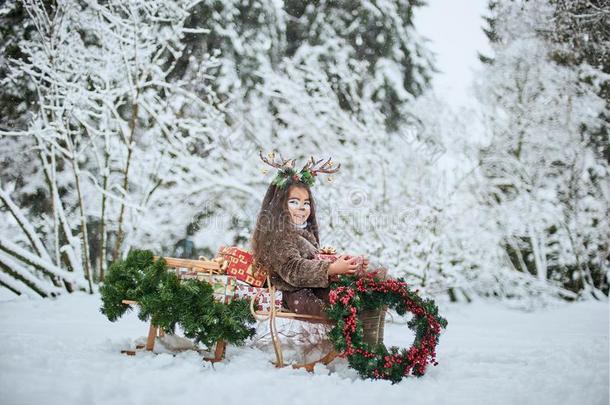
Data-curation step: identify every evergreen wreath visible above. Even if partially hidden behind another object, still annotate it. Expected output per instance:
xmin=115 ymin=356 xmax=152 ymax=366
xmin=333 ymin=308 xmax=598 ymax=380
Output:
xmin=271 ymin=167 xmax=317 ymax=188
xmin=100 ymin=249 xmax=256 ymax=348
xmin=325 ymin=271 xmax=448 ymax=383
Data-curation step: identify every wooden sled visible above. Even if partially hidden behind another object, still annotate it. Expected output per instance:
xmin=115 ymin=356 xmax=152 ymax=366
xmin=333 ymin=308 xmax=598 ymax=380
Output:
xmin=118 ymin=256 xmax=340 ymax=372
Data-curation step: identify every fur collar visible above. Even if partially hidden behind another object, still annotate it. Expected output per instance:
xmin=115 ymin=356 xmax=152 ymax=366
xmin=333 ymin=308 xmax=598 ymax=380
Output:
xmin=293 ymin=226 xmax=319 ymax=249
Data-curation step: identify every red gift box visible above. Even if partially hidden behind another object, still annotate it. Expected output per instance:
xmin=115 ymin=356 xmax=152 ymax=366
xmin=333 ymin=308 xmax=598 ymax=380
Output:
xmin=217 ymin=246 xmax=267 ymax=287
xmin=233 ymin=284 xmax=283 ymax=311
xmin=315 ymin=247 xmax=365 ymax=276
xmin=316 ymin=253 xmax=364 ymax=271
xmin=174 ymin=270 xmax=237 ymax=304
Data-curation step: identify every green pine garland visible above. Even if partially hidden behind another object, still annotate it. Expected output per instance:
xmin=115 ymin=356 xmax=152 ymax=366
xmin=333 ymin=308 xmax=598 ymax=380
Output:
xmin=325 ymin=271 xmax=448 ymax=383
xmin=100 ymin=249 xmax=256 ymax=348
xmin=272 ymin=168 xmax=317 ymax=188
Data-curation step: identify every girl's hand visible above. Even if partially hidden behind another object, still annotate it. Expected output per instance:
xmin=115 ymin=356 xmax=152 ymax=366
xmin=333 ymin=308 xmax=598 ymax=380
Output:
xmin=354 ymin=256 xmax=369 ymax=278
xmin=328 ymin=255 xmax=359 ymax=276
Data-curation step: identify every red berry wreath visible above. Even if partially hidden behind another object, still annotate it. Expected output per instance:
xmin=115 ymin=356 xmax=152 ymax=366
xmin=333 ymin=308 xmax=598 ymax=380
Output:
xmin=325 ymin=271 xmax=448 ymax=383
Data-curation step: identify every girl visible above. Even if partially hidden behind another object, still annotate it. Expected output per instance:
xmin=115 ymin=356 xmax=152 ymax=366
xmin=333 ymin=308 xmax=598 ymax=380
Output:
xmin=251 ymin=152 xmax=388 ymax=346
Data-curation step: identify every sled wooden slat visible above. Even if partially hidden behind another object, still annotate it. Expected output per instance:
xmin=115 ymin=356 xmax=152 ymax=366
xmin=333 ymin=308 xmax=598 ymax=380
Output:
xmin=121 ymin=349 xmax=136 ymax=356
xmin=152 ymin=256 xmax=222 ymax=272
xmin=253 ymin=310 xmax=334 ymax=324
xmin=146 ymin=323 xmax=157 ymax=351
xmin=290 ymin=349 xmax=339 ymax=372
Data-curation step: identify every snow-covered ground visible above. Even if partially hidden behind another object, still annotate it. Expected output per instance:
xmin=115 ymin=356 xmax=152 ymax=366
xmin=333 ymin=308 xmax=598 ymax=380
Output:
xmin=0 ymin=292 xmax=607 ymax=405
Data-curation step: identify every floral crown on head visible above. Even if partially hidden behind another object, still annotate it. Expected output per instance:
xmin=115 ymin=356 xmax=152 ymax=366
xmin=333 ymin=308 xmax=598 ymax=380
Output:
xmin=259 ymin=150 xmax=341 ymax=188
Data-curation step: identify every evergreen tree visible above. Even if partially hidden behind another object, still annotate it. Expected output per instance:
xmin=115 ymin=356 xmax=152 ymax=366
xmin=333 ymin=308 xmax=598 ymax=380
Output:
xmin=546 ymin=0 xmax=609 ymax=164
xmin=171 ymin=1 xmax=436 ymax=131
xmin=478 ymin=0 xmax=500 ymax=65
xmin=474 ymin=0 xmax=609 ymax=298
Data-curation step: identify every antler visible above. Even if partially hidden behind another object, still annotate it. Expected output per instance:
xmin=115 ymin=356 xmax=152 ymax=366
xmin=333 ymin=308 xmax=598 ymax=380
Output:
xmin=301 ymin=156 xmax=317 ymax=172
xmin=259 ymin=150 xmax=295 ymax=169
xmin=306 ymin=156 xmax=341 ymax=174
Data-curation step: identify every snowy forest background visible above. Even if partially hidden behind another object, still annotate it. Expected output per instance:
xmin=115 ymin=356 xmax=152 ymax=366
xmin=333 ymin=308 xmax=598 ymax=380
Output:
xmin=0 ymin=0 xmax=608 ymax=307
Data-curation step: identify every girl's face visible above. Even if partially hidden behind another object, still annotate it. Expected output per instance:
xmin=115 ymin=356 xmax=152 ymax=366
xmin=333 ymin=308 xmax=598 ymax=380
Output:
xmin=287 ymin=186 xmax=311 ymax=225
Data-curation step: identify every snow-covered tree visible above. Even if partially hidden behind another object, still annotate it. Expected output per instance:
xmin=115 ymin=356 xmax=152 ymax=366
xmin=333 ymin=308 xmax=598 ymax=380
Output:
xmin=2 ymin=0 xmax=603 ymax=307
xmin=473 ymin=0 xmax=609 ymax=299
xmin=0 ymin=0 xmax=231 ymax=295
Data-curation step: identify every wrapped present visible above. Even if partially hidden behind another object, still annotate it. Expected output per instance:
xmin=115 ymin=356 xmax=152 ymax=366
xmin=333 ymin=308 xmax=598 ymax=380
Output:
xmin=177 ymin=271 xmax=237 ymax=304
xmin=315 ymin=246 xmax=365 ymax=273
xmin=217 ymin=246 xmax=267 ymax=287
xmin=234 ymin=283 xmax=283 ymax=311
xmin=207 ymin=275 xmax=237 ymax=304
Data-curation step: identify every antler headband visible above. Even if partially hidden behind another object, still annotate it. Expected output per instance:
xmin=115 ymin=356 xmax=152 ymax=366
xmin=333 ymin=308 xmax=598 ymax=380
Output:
xmin=259 ymin=150 xmax=341 ymax=188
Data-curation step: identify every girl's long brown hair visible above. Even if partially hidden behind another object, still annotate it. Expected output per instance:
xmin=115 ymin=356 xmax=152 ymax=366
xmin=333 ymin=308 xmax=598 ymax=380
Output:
xmin=250 ymin=181 xmax=320 ymax=270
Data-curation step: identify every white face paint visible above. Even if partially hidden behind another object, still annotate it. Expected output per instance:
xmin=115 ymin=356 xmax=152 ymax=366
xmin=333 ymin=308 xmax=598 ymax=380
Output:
xmin=287 ymin=187 xmax=311 ymax=225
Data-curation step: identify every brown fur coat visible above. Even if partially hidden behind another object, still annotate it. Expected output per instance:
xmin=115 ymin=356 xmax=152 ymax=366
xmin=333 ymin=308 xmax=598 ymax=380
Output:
xmin=264 ymin=226 xmax=331 ymax=292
